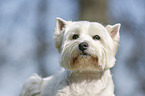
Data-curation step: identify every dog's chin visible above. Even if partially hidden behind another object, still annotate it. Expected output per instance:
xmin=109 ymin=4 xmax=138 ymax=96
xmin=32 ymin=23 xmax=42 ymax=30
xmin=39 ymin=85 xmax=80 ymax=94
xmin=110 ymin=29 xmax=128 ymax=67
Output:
xmin=72 ymin=51 xmax=91 ymax=63
xmin=70 ymin=51 xmax=103 ymax=72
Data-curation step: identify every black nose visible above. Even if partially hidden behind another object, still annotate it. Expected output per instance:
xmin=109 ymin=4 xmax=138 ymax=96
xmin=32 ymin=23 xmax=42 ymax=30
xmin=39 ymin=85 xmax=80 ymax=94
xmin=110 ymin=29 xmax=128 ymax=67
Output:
xmin=79 ymin=42 xmax=88 ymax=51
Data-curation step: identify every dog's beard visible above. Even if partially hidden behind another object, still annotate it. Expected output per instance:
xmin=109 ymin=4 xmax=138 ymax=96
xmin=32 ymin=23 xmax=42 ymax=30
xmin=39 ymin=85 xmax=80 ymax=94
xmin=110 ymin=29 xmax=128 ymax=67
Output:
xmin=71 ymin=54 xmax=100 ymax=71
xmin=60 ymin=41 xmax=115 ymax=72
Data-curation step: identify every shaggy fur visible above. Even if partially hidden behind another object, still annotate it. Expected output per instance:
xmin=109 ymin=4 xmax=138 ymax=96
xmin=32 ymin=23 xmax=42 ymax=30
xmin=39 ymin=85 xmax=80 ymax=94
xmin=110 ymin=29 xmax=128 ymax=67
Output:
xmin=20 ymin=18 xmax=121 ymax=96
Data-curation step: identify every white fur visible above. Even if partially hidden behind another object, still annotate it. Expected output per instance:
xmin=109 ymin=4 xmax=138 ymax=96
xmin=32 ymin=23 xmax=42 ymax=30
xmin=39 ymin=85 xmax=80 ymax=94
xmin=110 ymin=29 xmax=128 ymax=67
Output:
xmin=20 ymin=18 xmax=120 ymax=96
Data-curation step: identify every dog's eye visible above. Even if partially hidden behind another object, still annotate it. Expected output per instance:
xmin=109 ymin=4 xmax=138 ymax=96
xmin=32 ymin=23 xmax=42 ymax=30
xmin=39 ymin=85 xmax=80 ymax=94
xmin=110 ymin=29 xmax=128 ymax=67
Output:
xmin=72 ymin=34 xmax=79 ymax=39
xmin=93 ymin=35 xmax=100 ymax=40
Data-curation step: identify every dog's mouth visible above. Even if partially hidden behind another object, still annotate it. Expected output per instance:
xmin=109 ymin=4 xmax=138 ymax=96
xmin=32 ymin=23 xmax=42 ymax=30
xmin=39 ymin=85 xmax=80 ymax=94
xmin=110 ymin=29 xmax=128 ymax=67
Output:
xmin=72 ymin=52 xmax=91 ymax=63
xmin=82 ymin=50 xmax=88 ymax=55
xmin=71 ymin=51 xmax=100 ymax=71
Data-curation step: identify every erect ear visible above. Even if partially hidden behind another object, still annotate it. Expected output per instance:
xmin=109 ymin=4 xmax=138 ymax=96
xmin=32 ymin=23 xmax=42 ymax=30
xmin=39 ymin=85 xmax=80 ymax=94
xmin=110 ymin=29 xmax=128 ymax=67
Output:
xmin=106 ymin=23 xmax=121 ymax=42
xmin=55 ymin=17 xmax=67 ymax=34
xmin=54 ymin=17 xmax=67 ymax=53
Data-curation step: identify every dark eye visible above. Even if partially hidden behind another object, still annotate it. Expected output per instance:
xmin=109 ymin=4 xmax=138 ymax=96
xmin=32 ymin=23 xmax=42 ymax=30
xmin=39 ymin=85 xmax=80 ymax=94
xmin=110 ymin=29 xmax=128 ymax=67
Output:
xmin=93 ymin=35 xmax=100 ymax=40
xmin=72 ymin=34 xmax=79 ymax=39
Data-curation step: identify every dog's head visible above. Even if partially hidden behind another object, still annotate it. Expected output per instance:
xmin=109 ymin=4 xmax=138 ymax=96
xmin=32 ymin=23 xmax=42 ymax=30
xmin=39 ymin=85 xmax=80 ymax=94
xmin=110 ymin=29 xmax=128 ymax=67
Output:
xmin=54 ymin=18 xmax=120 ymax=72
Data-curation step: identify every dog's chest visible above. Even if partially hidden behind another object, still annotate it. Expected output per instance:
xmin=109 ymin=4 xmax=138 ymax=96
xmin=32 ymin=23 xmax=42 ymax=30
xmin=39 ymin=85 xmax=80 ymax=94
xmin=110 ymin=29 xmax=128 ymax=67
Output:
xmin=56 ymin=80 xmax=105 ymax=96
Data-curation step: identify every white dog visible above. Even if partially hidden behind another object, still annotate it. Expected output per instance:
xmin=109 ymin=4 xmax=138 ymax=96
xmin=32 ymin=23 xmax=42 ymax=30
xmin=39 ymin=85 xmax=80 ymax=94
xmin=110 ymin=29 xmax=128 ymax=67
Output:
xmin=20 ymin=18 xmax=120 ymax=96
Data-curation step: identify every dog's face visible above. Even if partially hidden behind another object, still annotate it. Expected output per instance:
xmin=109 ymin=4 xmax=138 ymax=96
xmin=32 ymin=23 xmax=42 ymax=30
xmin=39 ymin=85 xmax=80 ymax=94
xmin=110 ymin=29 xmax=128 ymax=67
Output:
xmin=54 ymin=18 xmax=120 ymax=72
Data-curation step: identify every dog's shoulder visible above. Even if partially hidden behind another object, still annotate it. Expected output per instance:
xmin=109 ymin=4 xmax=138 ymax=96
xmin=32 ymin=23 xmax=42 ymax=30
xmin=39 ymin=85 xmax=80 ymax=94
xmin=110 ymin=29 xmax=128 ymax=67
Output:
xmin=20 ymin=74 xmax=42 ymax=96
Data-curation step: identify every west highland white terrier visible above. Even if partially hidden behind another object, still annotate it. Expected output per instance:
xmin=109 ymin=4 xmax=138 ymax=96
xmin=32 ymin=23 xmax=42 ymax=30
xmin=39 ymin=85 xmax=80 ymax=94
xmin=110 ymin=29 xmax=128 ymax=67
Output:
xmin=20 ymin=18 xmax=121 ymax=96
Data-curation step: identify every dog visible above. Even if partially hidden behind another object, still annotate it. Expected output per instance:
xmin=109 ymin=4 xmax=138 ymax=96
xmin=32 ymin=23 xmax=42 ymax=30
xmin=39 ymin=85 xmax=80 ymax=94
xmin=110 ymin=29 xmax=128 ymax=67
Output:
xmin=20 ymin=18 xmax=120 ymax=96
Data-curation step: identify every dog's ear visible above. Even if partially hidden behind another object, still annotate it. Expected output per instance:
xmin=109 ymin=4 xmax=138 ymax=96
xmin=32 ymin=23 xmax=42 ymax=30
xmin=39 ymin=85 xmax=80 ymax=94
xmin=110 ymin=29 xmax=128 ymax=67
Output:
xmin=55 ymin=17 xmax=67 ymax=34
xmin=106 ymin=23 xmax=121 ymax=42
xmin=54 ymin=17 xmax=67 ymax=53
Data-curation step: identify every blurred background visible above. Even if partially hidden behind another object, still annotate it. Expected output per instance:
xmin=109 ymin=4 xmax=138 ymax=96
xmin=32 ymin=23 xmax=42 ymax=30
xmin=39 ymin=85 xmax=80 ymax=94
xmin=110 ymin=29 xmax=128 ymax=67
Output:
xmin=0 ymin=0 xmax=145 ymax=96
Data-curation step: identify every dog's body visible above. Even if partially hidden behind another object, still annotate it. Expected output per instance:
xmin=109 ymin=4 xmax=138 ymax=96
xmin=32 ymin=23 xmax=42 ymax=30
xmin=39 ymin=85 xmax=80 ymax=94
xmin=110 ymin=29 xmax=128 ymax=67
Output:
xmin=20 ymin=18 xmax=120 ymax=96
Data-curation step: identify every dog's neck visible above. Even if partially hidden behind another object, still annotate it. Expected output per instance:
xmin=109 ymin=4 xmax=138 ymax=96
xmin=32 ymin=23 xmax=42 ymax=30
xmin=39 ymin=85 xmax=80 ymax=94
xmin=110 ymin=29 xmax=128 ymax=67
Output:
xmin=66 ymin=70 xmax=109 ymax=83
